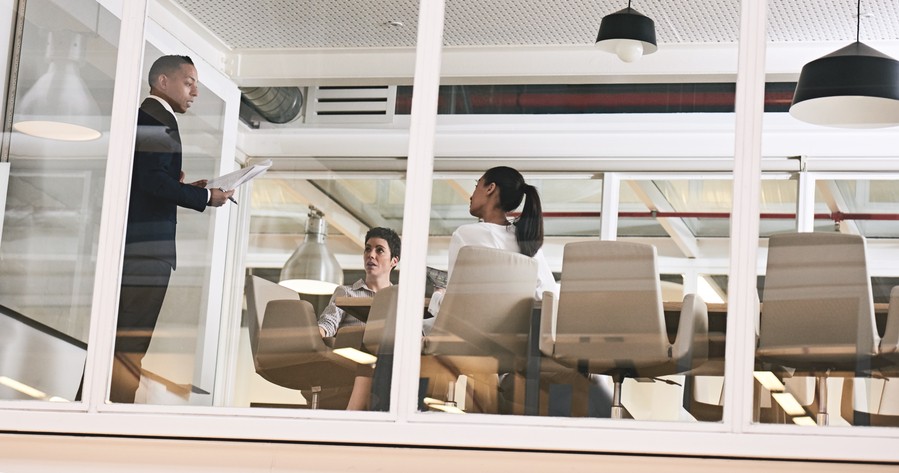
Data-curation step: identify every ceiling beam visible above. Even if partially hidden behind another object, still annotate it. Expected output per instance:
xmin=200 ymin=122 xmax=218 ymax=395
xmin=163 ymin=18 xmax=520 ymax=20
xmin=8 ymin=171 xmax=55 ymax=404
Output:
xmin=226 ymin=44 xmax=744 ymax=86
xmin=257 ymin=175 xmax=369 ymax=249
xmin=816 ymin=179 xmax=860 ymax=235
xmin=627 ymin=180 xmax=700 ymax=258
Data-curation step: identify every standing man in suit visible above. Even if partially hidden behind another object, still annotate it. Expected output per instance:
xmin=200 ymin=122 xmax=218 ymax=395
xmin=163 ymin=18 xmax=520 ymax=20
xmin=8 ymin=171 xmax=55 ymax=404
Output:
xmin=111 ymin=55 xmax=233 ymax=403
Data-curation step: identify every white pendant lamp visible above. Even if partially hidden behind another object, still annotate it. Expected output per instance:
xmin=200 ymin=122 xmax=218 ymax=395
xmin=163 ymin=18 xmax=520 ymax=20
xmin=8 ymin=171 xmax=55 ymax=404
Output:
xmin=279 ymin=206 xmax=343 ymax=295
xmin=595 ymin=0 xmax=658 ymax=63
xmin=789 ymin=1 xmax=899 ymax=128
xmin=13 ymin=30 xmax=102 ymax=141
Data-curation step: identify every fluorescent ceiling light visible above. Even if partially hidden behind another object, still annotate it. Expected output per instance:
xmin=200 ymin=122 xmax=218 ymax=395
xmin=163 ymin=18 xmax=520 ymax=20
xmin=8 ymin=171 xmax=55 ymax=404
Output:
xmin=697 ymin=275 xmax=726 ymax=304
xmin=753 ymin=371 xmax=786 ymax=392
xmin=0 ymin=376 xmax=47 ymax=399
xmin=772 ymin=392 xmax=807 ymax=416
xmin=423 ymin=397 xmax=465 ymax=414
xmin=333 ymin=347 xmax=377 ymax=365
xmin=793 ymin=416 xmax=817 ymax=426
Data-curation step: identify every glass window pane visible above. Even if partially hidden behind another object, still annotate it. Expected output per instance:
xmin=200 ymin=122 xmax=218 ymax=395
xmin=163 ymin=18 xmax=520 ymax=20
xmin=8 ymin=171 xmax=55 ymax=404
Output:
xmin=226 ymin=6 xmax=420 ymax=410
xmin=0 ymin=0 xmax=120 ymax=402
xmin=756 ymin=0 xmax=899 ymax=428
xmin=422 ymin=0 xmax=739 ymax=421
xmin=111 ymin=43 xmax=232 ymax=405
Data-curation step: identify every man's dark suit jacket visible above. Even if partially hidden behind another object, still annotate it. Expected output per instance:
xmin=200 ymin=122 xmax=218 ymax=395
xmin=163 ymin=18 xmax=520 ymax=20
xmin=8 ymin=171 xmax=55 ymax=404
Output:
xmin=125 ymin=97 xmax=208 ymax=269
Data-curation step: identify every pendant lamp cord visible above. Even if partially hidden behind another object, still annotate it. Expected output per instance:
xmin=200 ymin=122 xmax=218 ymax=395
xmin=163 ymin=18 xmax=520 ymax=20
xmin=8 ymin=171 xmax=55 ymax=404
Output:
xmin=856 ymin=0 xmax=861 ymax=42
xmin=627 ymin=0 xmax=632 ymax=12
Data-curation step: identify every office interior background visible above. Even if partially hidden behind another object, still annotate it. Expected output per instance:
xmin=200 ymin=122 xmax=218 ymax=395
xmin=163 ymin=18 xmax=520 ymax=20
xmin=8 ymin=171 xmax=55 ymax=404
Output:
xmin=3 ymin=0 xmax=899 ymax=470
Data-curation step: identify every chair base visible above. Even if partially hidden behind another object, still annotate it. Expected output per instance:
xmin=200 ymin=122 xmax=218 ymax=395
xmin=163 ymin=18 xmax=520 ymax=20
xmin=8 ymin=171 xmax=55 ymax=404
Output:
xmin=309 ymin=386 xmax=321 ymax=410
xmin=816 ymin=374 xmax=828 ymax=426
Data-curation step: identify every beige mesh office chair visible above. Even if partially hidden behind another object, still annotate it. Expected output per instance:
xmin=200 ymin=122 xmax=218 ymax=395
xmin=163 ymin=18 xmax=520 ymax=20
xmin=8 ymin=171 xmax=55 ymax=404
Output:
xmin=245 ymin=275 xmax=357 ymax=409
xmin=757 ymin=232 xmax=899 ymax=425
xmin=421 ymin=246 xmax=538 ymax=413
xmin=540 ymin=240 xmax=709 ymax=419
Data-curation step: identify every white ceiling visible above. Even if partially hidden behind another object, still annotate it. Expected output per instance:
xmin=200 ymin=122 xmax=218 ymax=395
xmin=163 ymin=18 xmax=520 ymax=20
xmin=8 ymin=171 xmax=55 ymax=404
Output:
xmin=171 ymin=0 xmax=899 ymax=51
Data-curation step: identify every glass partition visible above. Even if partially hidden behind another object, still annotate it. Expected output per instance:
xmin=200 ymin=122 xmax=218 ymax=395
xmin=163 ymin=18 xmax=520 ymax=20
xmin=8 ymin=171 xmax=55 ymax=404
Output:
xmin=0 ymin=0 xmax=120 ymax=402
xmin=111 ymin=38 xmax=234 ymax=405
xmin=227 ymin=0 xmax=421 ymax=408
xmin=421 ymin=0 xmax=740 ymax=420
xmin=240 ymin=170 xmax=409 ymax=411
xmin=755 ymin=0 xmax=899 ymax=428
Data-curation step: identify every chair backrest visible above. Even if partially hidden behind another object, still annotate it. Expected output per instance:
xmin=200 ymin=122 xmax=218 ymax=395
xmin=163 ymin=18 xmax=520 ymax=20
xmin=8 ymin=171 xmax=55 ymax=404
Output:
xmin=880 ymin=286 xmax=899 ymax=362
xmin=424 ymin=246 xmax=538 ymax=362
xmin=363 ymin=285 xmax=400 ymax=356
xmin=758 ymin=232 xmax=879 ymax=367
xmin=255 ymin=299 xmax=330 ymax=373
xmin=552 ymin=240 xmax=670 ymax=370
xmin=244 ymin=275 xmax=300 ymax=359
xmin=246 ymin=276 xmax=349 ymax=390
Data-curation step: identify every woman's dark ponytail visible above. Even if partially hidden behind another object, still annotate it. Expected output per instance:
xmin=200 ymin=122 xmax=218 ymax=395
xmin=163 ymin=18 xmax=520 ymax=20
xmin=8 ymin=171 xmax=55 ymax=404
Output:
xmin=482 ymin=166 xmax=544 ymax=257
xmin=516 ymin=184 xmax=544 ymax=257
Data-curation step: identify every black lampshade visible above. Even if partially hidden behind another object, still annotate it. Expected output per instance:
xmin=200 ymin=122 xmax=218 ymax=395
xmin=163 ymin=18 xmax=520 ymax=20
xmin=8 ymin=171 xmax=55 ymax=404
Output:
xmin=790 ymin=42 xmax=899 ymax=128
xmin=595 ymin=7 xmax=658 ymax=63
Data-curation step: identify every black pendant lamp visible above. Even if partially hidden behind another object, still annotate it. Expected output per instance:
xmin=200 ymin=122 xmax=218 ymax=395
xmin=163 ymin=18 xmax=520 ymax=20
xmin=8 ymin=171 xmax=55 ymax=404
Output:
xmin=595 ymin=0 xmax=657 ymax=63
xmin=789 ymin=1 xmax=899 ymax=128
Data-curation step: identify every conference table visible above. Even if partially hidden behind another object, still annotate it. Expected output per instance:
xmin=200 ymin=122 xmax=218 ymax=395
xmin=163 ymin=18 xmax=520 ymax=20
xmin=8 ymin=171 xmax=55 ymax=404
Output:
xmin=335 ymin=297 xmax=891 ymax=415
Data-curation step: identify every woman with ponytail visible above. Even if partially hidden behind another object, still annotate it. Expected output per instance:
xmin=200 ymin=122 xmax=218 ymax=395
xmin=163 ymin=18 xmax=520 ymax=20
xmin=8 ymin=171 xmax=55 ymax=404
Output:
xmin=427 ymin=166 xmax=559 ymax=318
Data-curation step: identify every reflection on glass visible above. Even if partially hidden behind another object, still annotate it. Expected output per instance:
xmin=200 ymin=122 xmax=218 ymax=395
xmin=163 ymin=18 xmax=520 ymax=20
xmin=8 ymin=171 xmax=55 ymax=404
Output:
xmin=424 ymin=0 xmax=739 ymax=420
xmin=620 ymin=178 xmax=798 ymax=238
xmin=759 ymin=0 xmax=899 ymax=428
xmin=244 ymin=174 xmax=408 ymax=411
xmin=0 ymin=0 xmax=119 ymax=402
xmin=825 ymin=180 xmax=899 ymax=238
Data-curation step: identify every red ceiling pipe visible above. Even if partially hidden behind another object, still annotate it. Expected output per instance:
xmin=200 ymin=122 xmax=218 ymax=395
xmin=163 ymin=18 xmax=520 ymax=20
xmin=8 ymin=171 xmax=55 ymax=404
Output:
xmin=522 ymin=211 xmax=899 ymax=222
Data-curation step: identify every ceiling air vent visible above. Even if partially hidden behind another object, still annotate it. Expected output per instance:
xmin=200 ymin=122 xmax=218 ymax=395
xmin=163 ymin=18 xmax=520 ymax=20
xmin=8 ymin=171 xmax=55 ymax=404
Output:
xmin=305 ymin=85 xmax=396 ymax=124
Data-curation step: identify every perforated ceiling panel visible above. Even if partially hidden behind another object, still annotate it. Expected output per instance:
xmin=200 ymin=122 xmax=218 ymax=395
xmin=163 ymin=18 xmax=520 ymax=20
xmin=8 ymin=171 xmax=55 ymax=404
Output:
xmin=773 ymin=0 xmax=899 ymax=42
xmin=173 ymin=0 xmax=421 ymax=48
xmin=172 ymin=0 xmax=899 ymax=50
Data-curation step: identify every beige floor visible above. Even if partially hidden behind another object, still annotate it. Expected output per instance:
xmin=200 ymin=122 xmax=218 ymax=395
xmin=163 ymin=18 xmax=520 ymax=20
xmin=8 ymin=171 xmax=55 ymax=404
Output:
xmin=1 ymin=433 xmax=898 ymax=473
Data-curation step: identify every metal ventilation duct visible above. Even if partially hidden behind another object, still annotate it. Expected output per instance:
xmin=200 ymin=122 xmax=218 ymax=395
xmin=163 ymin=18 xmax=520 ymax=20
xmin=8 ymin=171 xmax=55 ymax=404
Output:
xmin=239 ymin=86 xmax=303 ymax=124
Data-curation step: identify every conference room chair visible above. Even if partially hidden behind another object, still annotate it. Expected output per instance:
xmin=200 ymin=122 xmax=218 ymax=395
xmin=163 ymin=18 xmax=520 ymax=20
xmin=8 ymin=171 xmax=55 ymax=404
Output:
xmin=421 ymin=246 xmax=538 ymax=414
xmin=244 ymin=275 xmax=357 ymax=409
xmin=756 ymin=232 xmax=899 ymax=426
xmin=540 ymin=240 xmax=709 ymax=420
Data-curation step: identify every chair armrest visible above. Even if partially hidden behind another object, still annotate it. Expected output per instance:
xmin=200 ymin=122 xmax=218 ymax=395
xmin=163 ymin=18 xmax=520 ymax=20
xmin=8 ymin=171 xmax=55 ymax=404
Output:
xmin=539 ymin=290 xmax=557 ymax=356
xmin=670 ymin=293 xmax=709 ymax=372
xmin=880 ymin=286 xmax=899 ymax=356
xmin=333 ymin=324 xmax=366 ymax=350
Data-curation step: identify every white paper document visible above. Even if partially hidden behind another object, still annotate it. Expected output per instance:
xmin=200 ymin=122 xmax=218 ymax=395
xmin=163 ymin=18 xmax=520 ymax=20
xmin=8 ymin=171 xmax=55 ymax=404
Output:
xmin=205 ymin=159 xmax=272 ymax=191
